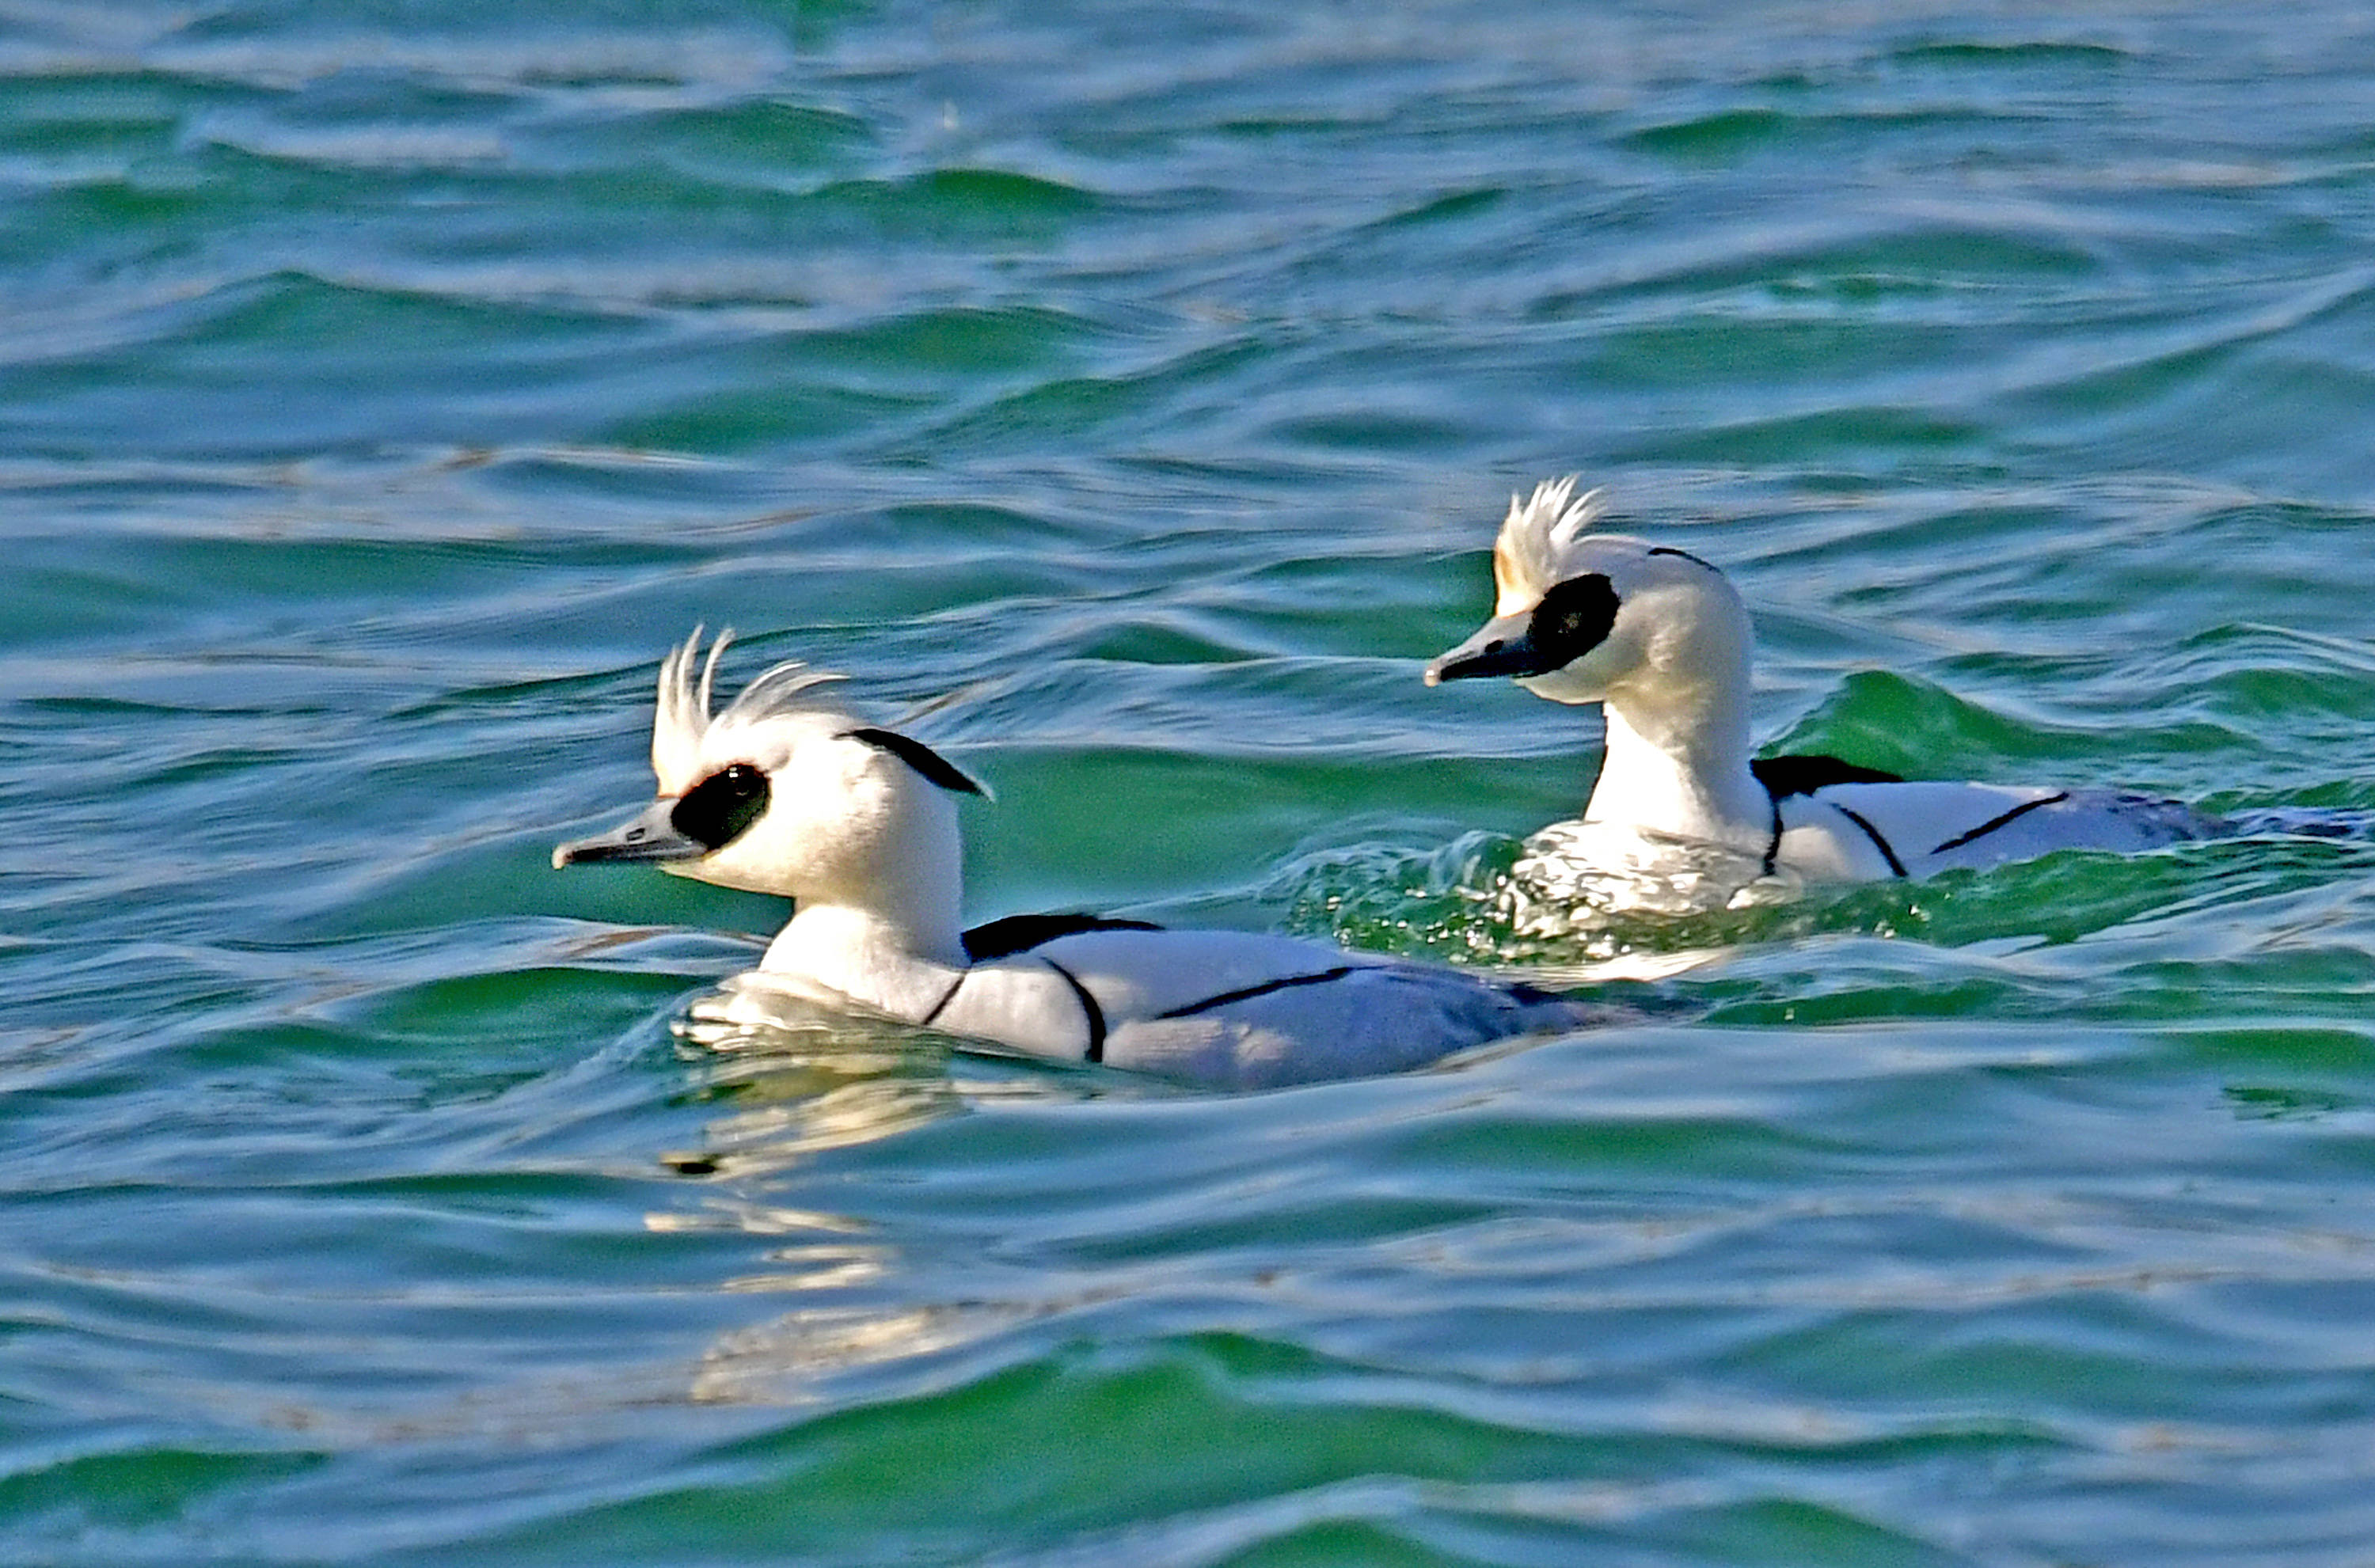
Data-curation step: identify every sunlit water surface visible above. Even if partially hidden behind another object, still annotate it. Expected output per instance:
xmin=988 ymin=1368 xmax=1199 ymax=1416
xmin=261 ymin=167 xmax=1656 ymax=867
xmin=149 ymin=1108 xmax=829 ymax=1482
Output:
xmin=6 ymin=2 xmax=2375 ymax=1563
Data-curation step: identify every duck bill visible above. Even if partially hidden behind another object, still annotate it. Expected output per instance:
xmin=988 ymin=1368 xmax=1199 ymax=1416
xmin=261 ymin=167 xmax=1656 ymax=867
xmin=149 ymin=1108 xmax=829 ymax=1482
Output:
xmin=1424 ymin=611 xmax=1554 ymax=685
xmin=553 ymin=798 xmax=708 ymax=868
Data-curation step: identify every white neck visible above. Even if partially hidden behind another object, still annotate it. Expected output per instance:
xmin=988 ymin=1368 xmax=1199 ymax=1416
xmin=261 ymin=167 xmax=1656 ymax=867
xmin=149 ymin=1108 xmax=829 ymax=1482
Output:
xmin=760 ymin=899 xmax=966 ymax=1021
xmin=754 ymin=792 xmax=971 ymax=1019
xmin=1586 ymin=667 xmax=1770 ymax=851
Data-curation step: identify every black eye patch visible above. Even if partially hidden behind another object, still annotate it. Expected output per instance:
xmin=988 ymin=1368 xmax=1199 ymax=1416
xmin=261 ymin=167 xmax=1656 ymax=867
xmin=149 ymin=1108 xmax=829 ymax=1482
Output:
xmin=671 ymin=762 xmax=770 ymax=849
xmin=1528 ymin=572 xmax=1621 ymax=665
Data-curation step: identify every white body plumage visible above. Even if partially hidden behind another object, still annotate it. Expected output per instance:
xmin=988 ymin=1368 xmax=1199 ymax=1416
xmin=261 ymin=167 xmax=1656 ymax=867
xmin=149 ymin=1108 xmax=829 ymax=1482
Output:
xmin=556 ymin=631 xmax=1593 ymax=1089
xmin=1427 ymin=480 xmax=2214 ymax=911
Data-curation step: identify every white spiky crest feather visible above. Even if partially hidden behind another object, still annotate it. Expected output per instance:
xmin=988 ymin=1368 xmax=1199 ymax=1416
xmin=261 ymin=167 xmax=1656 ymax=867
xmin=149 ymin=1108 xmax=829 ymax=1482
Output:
xmin=650 ymin=626 xmax=848 ymax=795
xmin=1491 ymin=476 xmax=1608 ymax=614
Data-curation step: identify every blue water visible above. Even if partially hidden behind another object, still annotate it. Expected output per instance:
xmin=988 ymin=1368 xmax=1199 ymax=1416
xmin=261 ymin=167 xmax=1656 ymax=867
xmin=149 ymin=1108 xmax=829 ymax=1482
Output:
xmin=7 ymin=2 xmax=2375 ymax=1562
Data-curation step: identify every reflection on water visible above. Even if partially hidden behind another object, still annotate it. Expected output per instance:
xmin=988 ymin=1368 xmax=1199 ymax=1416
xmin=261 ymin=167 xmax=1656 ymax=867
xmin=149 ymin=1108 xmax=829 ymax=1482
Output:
xmin=655 ymin=977 xmax=1119 ymax=1407
xmin=689 ymin=1300 xmax=1051 ymax=1407
xmin=664 ymin=978 xmax=978 ymax=1179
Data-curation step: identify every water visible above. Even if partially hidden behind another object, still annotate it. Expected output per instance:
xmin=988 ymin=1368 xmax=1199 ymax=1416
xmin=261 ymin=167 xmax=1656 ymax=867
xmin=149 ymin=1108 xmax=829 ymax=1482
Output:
xmin=6 ymin=2 xmax=2375 ymax=1562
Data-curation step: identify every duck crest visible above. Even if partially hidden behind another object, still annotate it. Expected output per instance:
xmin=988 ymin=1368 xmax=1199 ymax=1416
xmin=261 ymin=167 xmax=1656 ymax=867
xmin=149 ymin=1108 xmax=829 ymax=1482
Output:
xmin=651 ymin=627 xmax=846 ymax=795
xmin=1492 ymin=476 xmax=1608 ymax=613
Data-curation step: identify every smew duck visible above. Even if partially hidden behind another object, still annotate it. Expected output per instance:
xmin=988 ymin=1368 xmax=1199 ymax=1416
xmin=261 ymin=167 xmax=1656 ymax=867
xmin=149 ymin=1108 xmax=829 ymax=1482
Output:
xmin=1426 ymin=479 xmax=2215 ymax=911
xmin=557 ymin=631 xmax=1599 ymax=1088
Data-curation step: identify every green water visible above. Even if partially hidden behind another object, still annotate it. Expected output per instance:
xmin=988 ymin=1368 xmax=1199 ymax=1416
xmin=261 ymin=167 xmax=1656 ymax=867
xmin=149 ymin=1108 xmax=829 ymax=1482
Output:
xmin=6 ymin=2 xmax=2375 ymax=1562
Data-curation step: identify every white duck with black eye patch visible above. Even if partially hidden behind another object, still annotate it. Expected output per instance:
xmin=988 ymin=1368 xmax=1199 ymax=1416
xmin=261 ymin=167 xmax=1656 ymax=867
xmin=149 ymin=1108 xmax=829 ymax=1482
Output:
xmin=1426 ymin=479 xmax=2218 ymax=908
xmin=556 ymin=630 xmax=1602 ymax=1089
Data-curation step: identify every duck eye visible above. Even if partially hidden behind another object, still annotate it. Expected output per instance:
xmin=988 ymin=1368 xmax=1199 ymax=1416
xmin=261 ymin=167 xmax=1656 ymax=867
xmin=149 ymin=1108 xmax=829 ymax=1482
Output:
xmin=671 ymin=762 xmax=770 ymax=850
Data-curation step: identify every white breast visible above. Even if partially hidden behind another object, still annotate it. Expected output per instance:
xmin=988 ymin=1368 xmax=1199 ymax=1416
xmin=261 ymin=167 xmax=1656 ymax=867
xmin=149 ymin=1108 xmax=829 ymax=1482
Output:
xmin=1510 ymin=818 xmax=1774 ymax=917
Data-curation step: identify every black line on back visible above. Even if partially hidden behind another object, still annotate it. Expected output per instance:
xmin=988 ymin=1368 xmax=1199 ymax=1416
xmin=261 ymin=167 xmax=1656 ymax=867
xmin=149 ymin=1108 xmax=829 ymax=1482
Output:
xmin=1646 ymin=545 xmax=1720 ymax=571
xmin=962 ymin=913 xmax=1163 ymax=963
xmin=1751 ymin=754 xmax=1906 ymax=800
xmin=841 ymin=727 xmax=985 ymax=795
xmin=1930 ymin=792 xmax=2069 ymax=856
xmin=1154 ymin=966 xmax=1362 ymax=1020
xmin=1830 ymin=803 xmax=1909 ymax=877
xmin=1039 ymin=957 xmax=1108 ymax=1063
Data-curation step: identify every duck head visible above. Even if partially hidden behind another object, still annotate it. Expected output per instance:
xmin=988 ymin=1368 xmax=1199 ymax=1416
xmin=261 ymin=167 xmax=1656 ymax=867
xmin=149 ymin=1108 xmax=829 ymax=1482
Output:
xmin=554 ymin=630 xmax=984 ymax=928
xmin=1424 ymin=476 xmax=1752 ymax=713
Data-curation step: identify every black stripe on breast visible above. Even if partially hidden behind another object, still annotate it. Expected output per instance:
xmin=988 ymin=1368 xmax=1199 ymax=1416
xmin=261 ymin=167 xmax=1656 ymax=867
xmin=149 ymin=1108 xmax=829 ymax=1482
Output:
xmin=1154 ymin=966 xmax=1362 ymax=1020
xmin=1647 ymin=545 xmax=1720 ymax=572
xmin=1759 ymin=756 xmax=1906 ymax=875
xmin=1830 ymin=803 xmax=1909 ymax=877
xmin=1930 ymin=792 xmax=2069 ymax=856
xmin=1040 ymin=958 xmax=1108 ymax=1063
xmin=920 ymin=970 xmax=966 ymax=1027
